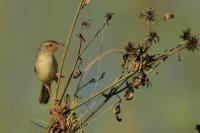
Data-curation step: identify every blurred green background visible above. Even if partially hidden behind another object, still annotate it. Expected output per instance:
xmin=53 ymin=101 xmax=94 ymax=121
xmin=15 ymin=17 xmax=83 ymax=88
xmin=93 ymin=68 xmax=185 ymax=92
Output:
xmin=1 ymin=0 xmax=200 ymax=133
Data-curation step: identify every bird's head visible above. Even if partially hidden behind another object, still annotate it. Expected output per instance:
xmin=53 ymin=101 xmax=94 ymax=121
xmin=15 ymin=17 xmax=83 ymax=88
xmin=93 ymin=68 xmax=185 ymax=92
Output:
xmin=39 ymin=40 xmax=64 ymax=54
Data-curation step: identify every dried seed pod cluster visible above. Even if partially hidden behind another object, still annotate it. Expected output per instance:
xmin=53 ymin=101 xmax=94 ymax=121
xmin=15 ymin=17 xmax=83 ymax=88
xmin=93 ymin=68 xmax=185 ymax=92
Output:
xmin=179 ymin=28 xmax=199 ymax=52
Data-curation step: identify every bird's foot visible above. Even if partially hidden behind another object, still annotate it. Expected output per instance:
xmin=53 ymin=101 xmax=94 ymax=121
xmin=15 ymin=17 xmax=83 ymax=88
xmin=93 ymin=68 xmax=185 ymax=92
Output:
xmin=56 ymin=73 xmax=65 ymax=79
xmin=51 ymin=97 xmax=61 ymax=106
xmin=51 ymin=97 xmax=60 ymax=102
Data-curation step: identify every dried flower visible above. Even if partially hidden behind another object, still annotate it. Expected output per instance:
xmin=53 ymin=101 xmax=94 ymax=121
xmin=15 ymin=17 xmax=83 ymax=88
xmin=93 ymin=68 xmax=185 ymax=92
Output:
xmin=140 ymin=8 xmax=156 ymax=24
xmin=105 ymin=12 xmax=114 ymax=25
xmin=179 ymin=28 xmax=199 ymax=52
xmin=124 ymin=42 xmax=136 ymax=54
xmin=186 ymin=35 xmax=199 ymax=52
xmin=145 ymin=31 xmax=159 ymax=44
xmin=81 ymin=20 xmax=91 ymax=29
xmin=180 ymin=28 xmax=191 ymax=41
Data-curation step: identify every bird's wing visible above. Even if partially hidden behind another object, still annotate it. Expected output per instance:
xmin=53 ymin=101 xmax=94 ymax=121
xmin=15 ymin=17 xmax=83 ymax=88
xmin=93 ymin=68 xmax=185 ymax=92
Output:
xmin=53 ymin=56 xmax=58 ymax=72
xmin=53 ymin=56 xmax=59 ymax=82
xmin=34 ymin=66 xmax=37 ymax=73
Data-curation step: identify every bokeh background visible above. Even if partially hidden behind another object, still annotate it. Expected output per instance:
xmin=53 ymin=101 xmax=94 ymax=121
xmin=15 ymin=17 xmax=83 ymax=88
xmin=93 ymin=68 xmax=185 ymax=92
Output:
xmin=1 ymin=0 xmax=200 ymax=133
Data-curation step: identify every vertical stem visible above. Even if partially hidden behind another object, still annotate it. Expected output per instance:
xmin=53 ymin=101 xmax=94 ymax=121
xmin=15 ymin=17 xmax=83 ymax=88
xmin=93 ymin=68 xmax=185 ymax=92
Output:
xmin=46 ymin=1 xmax=84 ymax=133
xmin=55 ymin=0 xmax=84 ymax=98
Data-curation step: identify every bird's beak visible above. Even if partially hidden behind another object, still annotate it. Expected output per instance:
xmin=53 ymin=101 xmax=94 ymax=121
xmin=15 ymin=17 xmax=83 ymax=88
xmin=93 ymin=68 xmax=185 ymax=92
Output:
xmin=57 ymin=43 xmax=64 ymax=48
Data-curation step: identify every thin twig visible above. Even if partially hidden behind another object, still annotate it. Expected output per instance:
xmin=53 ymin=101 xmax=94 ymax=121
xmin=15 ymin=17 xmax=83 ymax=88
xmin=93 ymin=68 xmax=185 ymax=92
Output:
xmin=83 ymin=48 xmax=124 ymax=76
xmin=59 ymin=33 xmax=84 ymax=104
xmin=55 ymin=0 xmax=85 ymax=98
xmin=31 ymin=119 xmax=48 ymax=129
xmin=71 ymin=42 xmax=188 ymax=111
xmin=80 ymin=21 xmax=107 ymax=56
xmin=70 ymin=71 xmax=135 ymax=111
xmin=46 ymin=1 xmax=85 ymax=132
xmin=84 ymin=26 xmax=105 ymax=112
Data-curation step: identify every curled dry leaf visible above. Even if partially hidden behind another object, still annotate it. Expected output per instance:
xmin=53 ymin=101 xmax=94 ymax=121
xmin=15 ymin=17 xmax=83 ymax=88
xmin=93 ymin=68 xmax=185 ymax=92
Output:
xmin=113 ymin=102 xmax=122 ymax=122
xmin=125 ymin=88 xmax=134 ymax=101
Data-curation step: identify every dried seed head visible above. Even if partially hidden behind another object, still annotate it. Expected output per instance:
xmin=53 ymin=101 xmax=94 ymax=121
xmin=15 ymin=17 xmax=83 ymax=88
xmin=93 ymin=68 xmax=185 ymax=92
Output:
xmin=81 ymin=0 xmax=90 ymax=9
xmin=163 ymin=13 xmax=174 ymax=21
xmin=186 ymin=35 xmax=199 ymax=52
xmin=105 ymin=12 xmax=114 ymax=25
xmin=180 ymin=28 xmax=191 ymax=41
xmin=145 ymin=31 xmax=159 ymax=44
xmin=180 ymin=28 xmax=199 ymax=52
xmin=140 ymin=8 xmax=156 ymax=24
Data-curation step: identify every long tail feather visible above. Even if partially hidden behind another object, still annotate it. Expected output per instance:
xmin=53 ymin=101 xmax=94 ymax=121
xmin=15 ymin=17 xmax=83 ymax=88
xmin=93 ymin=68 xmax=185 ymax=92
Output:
xmin=39 ymin=85 xmax=50 ymax=104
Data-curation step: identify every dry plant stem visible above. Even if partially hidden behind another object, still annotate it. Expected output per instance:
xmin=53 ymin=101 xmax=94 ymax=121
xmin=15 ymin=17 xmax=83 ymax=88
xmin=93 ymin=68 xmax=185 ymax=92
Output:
xmin=71 ymin=42 xmax=188 ymax=111
xmin=70 ymin=71 xmax=135 ymax=111
xmin=74 ymin=49 xmax=123 ymax=97
xmin=74 ymin=74 xmax=84 ymax=97
xmin=91 ymin=29 xmax=105 ymax=96
xmin=46 ymin=1 xmax=84 ymax=133
xmin=55 ymin=0 xmax=85 ymax=98
xmin=59 ymin=34 xmax=84 ymax=104
xmin=155 ymin=43 xmax=186 ymax=63
xmin=84 ymin=28 xmax=105 ymax=112
xmin=82 ymin=99 xmax=108 ymax=125
xmin=84 ymin=48 xmax=124 ymax=76
xmin=82 ymin=80 xmax=125 ymax=125
xmin=80 ymin=22 xmax=107 ymax=56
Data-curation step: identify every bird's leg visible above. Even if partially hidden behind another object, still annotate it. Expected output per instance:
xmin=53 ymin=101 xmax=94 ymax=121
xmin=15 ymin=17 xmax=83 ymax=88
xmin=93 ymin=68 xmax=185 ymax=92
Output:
xmin=44 ymin=84 xmax=57 ymax=101
xmin=44 ymin=84 xmax=51 ymax=96
xmin=45 ymin=83 xmax=60 ymax=104
xmin=44 ymin=84 xmax=60 ymax=105
xmin=56 ymin=73 xmax=65 ymax=82
xmin=56 ymin=72 xmax=65 ymax=79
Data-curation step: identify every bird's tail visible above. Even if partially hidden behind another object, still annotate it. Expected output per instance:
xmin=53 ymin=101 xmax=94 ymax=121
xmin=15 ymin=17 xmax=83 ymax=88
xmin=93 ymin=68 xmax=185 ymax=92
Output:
xmin=39 ymin=85 xmax=50 ymax=104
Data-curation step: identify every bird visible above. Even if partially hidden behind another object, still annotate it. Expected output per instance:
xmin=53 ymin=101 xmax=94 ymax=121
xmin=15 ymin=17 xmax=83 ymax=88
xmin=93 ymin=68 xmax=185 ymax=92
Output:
xmin=34 ymin=40 xmax=63 ymax=104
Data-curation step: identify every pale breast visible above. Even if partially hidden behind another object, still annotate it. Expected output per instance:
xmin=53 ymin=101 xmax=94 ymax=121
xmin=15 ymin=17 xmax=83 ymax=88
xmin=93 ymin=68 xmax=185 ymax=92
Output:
xmin=35 ymin=54 xmax=57 ymax=82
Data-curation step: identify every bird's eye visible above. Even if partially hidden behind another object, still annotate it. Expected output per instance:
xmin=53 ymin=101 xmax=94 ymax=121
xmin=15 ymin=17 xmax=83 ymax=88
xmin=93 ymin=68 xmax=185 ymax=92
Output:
xmin=49 ymin=44 xmax=53 ymax=47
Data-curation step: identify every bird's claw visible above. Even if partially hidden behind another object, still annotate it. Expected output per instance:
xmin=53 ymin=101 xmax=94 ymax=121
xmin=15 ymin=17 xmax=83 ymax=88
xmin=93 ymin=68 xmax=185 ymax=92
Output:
xmin=51 ymin=97 xmax=61 ymax=104
xmin=56 ymin=73 xmax=65 ymax=79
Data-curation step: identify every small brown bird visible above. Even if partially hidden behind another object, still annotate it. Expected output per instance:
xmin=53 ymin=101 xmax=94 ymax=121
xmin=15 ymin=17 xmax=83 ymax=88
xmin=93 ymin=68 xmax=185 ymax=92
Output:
xmin=34 ymin=40 xmax=63 ymax=104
